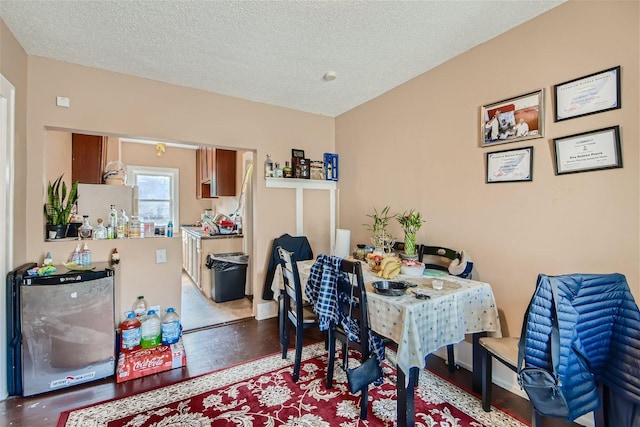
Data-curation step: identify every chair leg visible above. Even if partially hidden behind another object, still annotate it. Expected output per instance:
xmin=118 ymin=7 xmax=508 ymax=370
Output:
xmin=481 ymin=347 xmax=492 ymax=412
xmin=282 ymin=317 xmax=290 ymax=359
xmin=293 ymin=325 xmax=303 ymax=382
xmin=326 ymin=331 xmax=335 ymax=389
xmin=360 ymin=385 xmax=368 ymax=420
xmin=447 ymin=344 xmax=456 ymax=372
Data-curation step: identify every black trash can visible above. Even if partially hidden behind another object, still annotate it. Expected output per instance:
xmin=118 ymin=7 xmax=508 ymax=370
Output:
xmin=206 ymin=252 xmax=249 ymax=303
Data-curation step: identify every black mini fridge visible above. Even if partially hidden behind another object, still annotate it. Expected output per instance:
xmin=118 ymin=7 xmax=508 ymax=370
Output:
xmin=6 ymin=262 xmax=116 ymax=396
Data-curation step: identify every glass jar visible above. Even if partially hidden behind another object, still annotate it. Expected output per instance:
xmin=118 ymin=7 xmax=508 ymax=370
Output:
xmin=79 ymin=215 xmax=93 ymax=239
xmin=355 ymin=244 xmax=366 ymax=261
xmin=129 ymin=215 xmax=141 ymax=238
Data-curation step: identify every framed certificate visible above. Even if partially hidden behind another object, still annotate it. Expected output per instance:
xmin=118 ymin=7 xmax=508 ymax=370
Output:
xmin=486 ymin=146 xmax=533 ymax=183
xmin=553 ymin=66 xmax=621 ymax=122
xmin=553 ymin=126 xmax=622 ymax=175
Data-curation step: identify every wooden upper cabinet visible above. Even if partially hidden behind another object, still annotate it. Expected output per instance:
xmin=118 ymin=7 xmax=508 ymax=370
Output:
xmin=196 ymin=147 xmax=236 ymax=198
xmin=72 ymin=133 xmax=107 ymax=184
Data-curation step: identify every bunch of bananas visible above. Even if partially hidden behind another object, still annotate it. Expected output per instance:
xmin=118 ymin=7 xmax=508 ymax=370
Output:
xmin=378 ymin=257 xmax=402 ymax=279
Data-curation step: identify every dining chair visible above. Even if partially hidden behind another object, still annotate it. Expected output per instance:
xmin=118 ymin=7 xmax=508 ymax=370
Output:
xmin=277 ymin=246 xmax=320 ymax=382
xmin=418 ymin=244 xmax=460 ymax=372
xmin=326 ymin=258 xmax=376 ymax=420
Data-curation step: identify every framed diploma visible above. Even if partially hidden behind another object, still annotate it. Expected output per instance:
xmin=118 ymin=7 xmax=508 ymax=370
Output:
xmin=554 ymin=66 xmax=621 ymax=122
xmin=486 ymin=146 xmax=533 ymax=183
xmin=553 ymin=126 xmax=622 ymax=175
xmin=481 ymin=89 xmax=544 ymax=147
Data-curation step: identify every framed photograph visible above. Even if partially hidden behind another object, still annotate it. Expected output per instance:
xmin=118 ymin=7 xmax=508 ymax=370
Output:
xmin=486 ymin=146 xmax=533 ymax=183
xmin=553 ymin=126 xmax=622 ymax=175
xmin=481 ymin=89 xmax=544 ymax=147
xmin=554 ymin=66 xmax=620 ymax=122
xmin=291 ymin=149 xmax=305 ymax=159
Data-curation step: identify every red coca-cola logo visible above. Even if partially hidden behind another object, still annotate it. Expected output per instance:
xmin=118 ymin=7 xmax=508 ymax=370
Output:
xmin=133 ymin=356 xmax=165 ymax=371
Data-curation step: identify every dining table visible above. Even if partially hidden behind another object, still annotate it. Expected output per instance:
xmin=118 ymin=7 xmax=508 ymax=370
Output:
xmin=272 ymin=258 xmax=502 ymax=426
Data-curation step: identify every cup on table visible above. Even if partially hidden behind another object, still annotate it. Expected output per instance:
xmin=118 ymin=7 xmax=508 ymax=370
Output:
xmin=432 ymin=279 xmax=444 ymax=290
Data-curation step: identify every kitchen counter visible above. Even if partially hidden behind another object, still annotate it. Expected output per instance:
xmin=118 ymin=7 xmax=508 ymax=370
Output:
xmin=181 ymin=226 xmax=243 ymax=240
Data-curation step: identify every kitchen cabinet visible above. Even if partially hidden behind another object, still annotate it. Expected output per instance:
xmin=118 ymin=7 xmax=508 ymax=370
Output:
xmin=196 ymin=147 xmax=237 ymax=198
xmin=181 ymin=227 xmax=243 ymax=299
xmin=72 ymin=133 xmax=107 ymax=184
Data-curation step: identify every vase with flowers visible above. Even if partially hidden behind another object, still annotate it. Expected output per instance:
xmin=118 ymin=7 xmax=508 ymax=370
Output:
xmin=396 ymin=209 xmax=425 ymax=258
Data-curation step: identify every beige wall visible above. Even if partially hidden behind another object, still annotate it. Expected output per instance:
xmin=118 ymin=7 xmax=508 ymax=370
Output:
xmin=336 ymin=0 xmax=639 ymax=336
xmin=16 ymin=55 xmax=334 ymax=320
xmin=0 ymin=18 xmax=28 ymax=263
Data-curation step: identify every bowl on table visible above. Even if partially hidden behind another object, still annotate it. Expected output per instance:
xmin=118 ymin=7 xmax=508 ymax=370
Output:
xmin=400 ymin=260 xmax=425 ymax=277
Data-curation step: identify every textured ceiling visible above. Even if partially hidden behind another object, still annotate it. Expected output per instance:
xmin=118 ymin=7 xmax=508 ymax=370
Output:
xmin=0 ymin=0 xmax=564 ymax=117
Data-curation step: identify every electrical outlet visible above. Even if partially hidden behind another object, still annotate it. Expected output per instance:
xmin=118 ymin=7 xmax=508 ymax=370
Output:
xmin=156 ymin=249 xmax=167 ymax=263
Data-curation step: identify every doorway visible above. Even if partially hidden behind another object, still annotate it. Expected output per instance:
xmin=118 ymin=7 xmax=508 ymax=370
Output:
xmin=181 ymin=272 xmax=253 ymax=331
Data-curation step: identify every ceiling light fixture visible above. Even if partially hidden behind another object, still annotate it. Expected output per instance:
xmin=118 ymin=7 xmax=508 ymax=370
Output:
xmin=323 ymin=71 xmax=337 ymax=81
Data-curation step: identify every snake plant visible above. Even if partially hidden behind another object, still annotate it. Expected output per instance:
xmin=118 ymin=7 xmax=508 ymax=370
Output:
xmin=44 ymin=174 xmax=79 ymax=225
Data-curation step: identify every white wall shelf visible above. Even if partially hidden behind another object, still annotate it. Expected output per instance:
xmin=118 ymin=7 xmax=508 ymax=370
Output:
xmin=265 ymin=178 xmax=337 ymax=250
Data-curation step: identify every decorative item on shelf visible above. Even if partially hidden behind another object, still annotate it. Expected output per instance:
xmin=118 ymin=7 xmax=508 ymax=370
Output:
xmin=111 ymin=248 xmax=120 ymax=266
xmin=323 ymin=153 xmax=338 ymax=181
xmin=364 ymin=206 xmax=394 ymax=255
xmin=396 ymin=209 xmax=425 ymax=258
xmin=310 ymin=160 xmax=325 ymax=180
xmin=44 ymin=174 xmax=79 ymax=239
xmin=103 ymin=160 xmax=127 ymax=185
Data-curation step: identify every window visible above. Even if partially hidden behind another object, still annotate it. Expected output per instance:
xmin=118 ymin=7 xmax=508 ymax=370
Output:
xmin=128 ymin=166 xmax=179 ymax=227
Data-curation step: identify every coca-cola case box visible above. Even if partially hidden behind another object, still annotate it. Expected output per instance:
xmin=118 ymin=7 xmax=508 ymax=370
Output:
xmin=116 ymin=339 xmax=186 ymax=383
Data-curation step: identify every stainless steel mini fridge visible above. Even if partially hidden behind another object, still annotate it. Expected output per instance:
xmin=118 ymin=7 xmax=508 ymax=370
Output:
xmin=7 ymin=262 xmax=116 ymax=396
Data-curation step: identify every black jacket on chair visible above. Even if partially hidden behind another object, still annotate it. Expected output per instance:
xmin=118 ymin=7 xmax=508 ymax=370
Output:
xmin=262 ymin=234 xmax=313 ymax=300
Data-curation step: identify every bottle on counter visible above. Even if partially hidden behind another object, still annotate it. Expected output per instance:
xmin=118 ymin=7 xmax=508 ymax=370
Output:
xmin=131 ymin=295 xmax=148 ymax=318
xmin=167 ymin=220 xmax=174 ymax=237
xmin=117 ymin=209 xmax=129 ymax=239
xmin=79 ymin=215 xmax=93 ymax=239
xmin=283 ymin=161 xmax=293 ymax=178
xmin=108 ymin=205 xmax=118 ymax=239
xmin=161 ymin=308 xmax=182 ymax=345
xmin=93 ymin=218 xmax=108 ymax=240
xmin=273 ymin=162 xmax=283 ymax=178
xmin=81 ymin=242 xmax=91 ymax=266
xmin=140 ymin=310 xmax=161 ymax=349
xmin=264 ymin=154 xmax=273 ymax=178
xmin=120 ymin=311 xmax=142 ymax=352
xmin=70 ymin=244 xmax=81 ymax=264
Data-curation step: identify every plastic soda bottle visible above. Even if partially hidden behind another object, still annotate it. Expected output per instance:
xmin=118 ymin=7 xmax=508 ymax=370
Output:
xmin=120 ymin=311 xmax=141 ymax=352
xmin=140 ymin=310 xmax=161 ymax=348
xmin=161 ymin=307 xmax=182 ymax=345
xmin=131 ymin=296 xmax=148 ymax=318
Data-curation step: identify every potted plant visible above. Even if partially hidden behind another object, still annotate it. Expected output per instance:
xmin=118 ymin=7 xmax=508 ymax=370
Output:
xmin=44 ymin=174 xmax=79 ymax=239
xmin=364 ymin=206 xmax=394 ymax=254
xmin=396 ymin=209 xmax=425 ymax=258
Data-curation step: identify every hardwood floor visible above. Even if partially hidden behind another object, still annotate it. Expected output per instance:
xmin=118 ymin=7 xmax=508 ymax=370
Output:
xmin=1 ymin=318 xmax=579 ymax=426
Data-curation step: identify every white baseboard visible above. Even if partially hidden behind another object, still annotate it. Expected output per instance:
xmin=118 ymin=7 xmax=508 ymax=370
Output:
xmin=443 ymin=341 xmax=594 ymax=427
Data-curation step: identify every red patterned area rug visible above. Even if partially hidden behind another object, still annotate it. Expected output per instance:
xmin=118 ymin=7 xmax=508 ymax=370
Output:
xmin=59 ymin=342 xmax=528 ymax=426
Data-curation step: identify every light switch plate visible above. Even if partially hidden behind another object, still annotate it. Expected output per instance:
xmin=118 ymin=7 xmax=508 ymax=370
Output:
xmin=56 ymin=96 xmax=70 ymax=108
xmin=156 ymin=249 xmax=167 ymax=263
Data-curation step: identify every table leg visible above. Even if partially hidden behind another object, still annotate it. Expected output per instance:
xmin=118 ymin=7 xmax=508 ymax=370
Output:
xmin=472 ymin=332 xmax=487 ymax=393
xmin=396 ymin=366 xmax=419 ymax=427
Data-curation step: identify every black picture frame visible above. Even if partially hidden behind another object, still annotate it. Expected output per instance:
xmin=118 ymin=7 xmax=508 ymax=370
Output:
xmin=553 ymin=126 xmax=622 ymax=175
xmin=485 ymin=146 xmax=533 ymax=183
xmin=291 ymin=149 xmax=305 ymax=159
xmin=553 ymin=66 xmax=621 ymax=122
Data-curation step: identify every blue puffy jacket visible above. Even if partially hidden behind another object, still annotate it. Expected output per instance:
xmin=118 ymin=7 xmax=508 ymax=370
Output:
xmin=522 ymin=273 xmax=640 ymax=423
